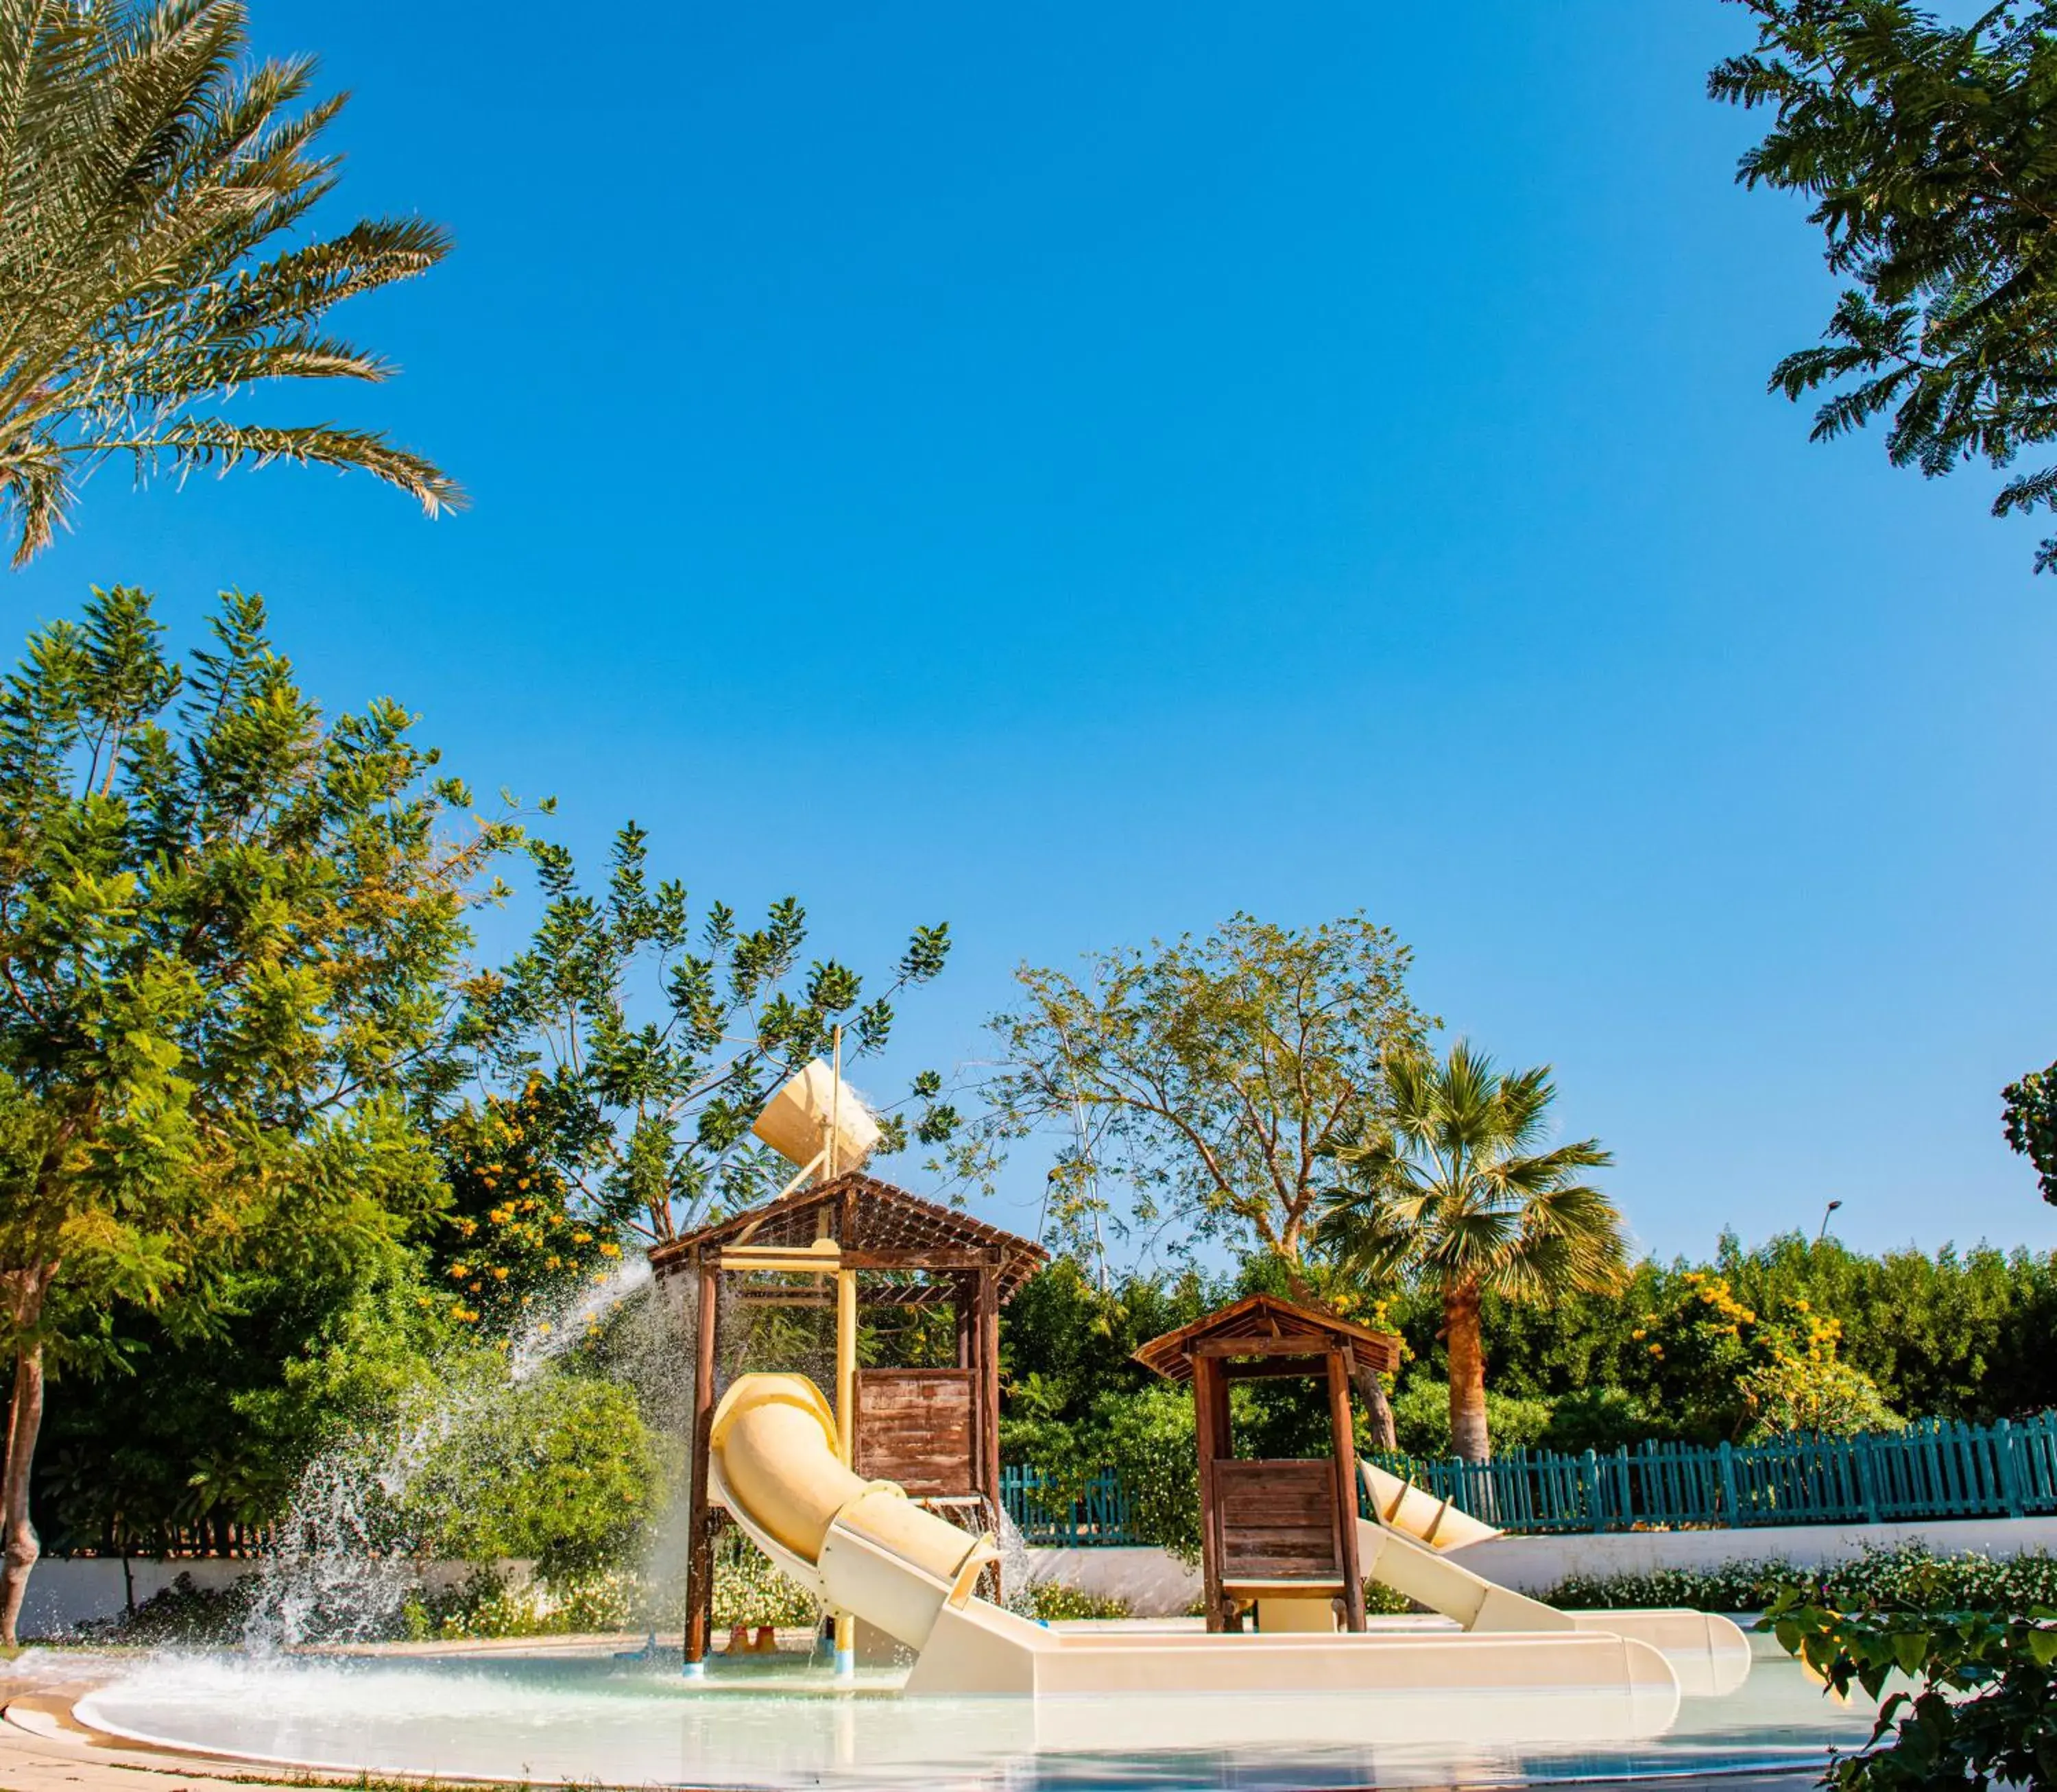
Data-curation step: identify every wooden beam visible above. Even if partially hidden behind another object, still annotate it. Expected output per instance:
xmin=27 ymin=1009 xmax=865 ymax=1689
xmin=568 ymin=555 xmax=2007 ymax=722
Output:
xmin=977 ymin=1264 xmax=1002 ymax=1603
xmin=841 ymin=1248 xmax=1005 ymax=1272
xmin=1326 ymin=1348 xmax=1366 ymax=1634
xmin=1218 ymin=1356 xmax=1331 ymax=1382
xmin=1190 ymin=1336 xmax=1334 ymax=1359
xmin=684 ymin=1261 xmax=719 ymax=1667
xmin=1192 ymin=1355 xmax=1225 ymax=1633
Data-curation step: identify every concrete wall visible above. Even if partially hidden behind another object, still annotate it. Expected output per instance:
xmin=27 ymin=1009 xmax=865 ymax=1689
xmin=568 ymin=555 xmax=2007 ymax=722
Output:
xmin=1021 ymin=1547 xmax=1201 ymax=1617
xmin=14 ymin=1558 xmax=496 ymax=1640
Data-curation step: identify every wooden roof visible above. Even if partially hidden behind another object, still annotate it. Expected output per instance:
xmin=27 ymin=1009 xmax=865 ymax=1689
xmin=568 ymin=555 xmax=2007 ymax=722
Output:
xmin=647 ymin=1170 xmax=1048 ymax=1303
xmin=1133 ymin=1292 xmax=1402 ymax=1383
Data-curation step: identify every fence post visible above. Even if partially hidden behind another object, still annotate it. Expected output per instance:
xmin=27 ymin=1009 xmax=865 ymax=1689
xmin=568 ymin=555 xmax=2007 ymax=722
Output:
xmin=1854 ymin=1434 xmax=1879 ymax=1525
xmin=1997 ymin=1420 xmax=2024 ymax=1521
xmin=1578 ymin=1451 xmax=1601 ymax=1532
xmin=1716 ymin=1440 xmax=1740 ymax=1528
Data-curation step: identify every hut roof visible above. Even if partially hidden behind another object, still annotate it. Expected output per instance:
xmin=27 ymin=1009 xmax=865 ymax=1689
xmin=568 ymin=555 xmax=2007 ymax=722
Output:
xmin=1133 ymin=1292 xmax=1402 ymax=1383
xmin=647 ymin=1170 xmax=1048 ymax=1303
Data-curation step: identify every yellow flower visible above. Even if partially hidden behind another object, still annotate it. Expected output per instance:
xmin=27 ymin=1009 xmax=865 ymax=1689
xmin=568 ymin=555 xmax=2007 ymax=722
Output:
xmin=450 ymin=1263 xmax=468 ymax=1278
xmin=1631 ymin=1328 xmax=1646 ymax=1340
xmin=599 ymin=1242 xmax=621 ymax=1259
xmin=492 ymin=1266 xmax=509 ymax=1281
xmin=573 ymin=1231 xmax=592 ymax=1245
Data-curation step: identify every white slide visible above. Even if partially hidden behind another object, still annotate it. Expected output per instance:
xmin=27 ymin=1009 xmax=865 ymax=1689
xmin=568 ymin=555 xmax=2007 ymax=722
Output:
xmin=705 ymin=1371 xmax=1683 ymax=1718
xmin=1357 ymin=1462 xmax=1751 ymax=1697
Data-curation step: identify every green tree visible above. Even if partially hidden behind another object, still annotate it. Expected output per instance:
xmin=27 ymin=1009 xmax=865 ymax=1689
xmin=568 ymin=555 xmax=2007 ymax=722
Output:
xmin=958 ymin=914 xmax=1430 ymax=1442
xmin=0 ymin=584 xmax=516 ymax=1645
xmin=0 ymin=0 xmax=456 ymax=565
xmin=2001 ymin=1061 xmax=2057 ymax=1205
xmin=456 ymin=825 xmax=957 ymax=1246
xmin=1319 ymin=1041 xmax=1626 ymax=1464
xmin=1710 ymin=1 xmax=2057 ymax=572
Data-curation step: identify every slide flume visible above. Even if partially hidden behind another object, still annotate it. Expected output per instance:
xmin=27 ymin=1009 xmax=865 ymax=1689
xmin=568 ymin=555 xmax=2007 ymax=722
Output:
xmin=1357 ymin=1460 xmax=1752 ymax=1696
xmin=705 ymin=1370 xmax=1687 ymax=1713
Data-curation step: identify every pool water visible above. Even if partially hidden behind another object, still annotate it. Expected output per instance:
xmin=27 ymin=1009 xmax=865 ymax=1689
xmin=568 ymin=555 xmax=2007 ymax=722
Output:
xmin=71 ymin=1634 xmax=1882 ymax=1791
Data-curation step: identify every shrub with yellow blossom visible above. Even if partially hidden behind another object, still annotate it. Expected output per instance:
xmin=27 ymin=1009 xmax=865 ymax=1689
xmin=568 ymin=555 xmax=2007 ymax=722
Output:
xmin=433 ymin=1080 xmax=622 ymax=1334
xmin=1627 ymin=1272 xmax=1899 ymax=1442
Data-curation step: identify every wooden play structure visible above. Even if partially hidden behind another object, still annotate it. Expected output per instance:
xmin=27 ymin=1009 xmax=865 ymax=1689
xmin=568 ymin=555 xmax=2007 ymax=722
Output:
xmin=647 ymin=1063 xmax=1044 ymax=1673
xmin=1133 ymin=1293 xmax=1402 ymax=1635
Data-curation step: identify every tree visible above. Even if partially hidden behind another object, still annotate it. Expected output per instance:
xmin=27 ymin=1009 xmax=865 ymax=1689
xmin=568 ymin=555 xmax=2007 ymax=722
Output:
xmin=2001 ymin=1061 xmax=2057 ymax=1205
xmin=957 ymin=913 xmax=1431 ymax=1443
xmin=0 ymin=0 xmax=456 ymax=566
xmin=455 ymin=825 xmax=959 ymax=1247
xmin=0 ymin=584 xmax=515 ymax=1645
xmin=1710 ymin=2 xmax=2057 ymax=572
xmin=1319 ymin=1041 xmax=1626 ymax=1464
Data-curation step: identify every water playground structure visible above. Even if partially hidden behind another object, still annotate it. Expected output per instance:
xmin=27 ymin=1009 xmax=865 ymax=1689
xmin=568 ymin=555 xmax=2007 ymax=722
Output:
xmin=653 ymin=1058 xmax=1752 ymax=1715
xmin=8 ymin=1062 xmax=1882 ymax=1792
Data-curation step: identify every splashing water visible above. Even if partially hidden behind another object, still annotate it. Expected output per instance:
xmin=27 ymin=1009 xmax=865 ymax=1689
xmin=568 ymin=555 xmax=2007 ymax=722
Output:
xmin=241 ymin=1259 xmax=660 ymax=1652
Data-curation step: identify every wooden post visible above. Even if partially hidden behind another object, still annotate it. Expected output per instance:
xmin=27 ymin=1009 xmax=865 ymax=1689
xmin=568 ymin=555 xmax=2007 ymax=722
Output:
xmin=1327 ymin=1347 xmax=1366 ymax=1632
xmin=977 ymin=1264 xmax=1003 ymax=1603
xmin=832 ymin=1263 xmax=857 ymax=1673
xmin=684 ymin=1259 xmax=719 ymax=1670
xmin=954 ymin=1272 xmax=973 ymax=1370
xmin=1192 ymin=1354 xmax=1225 ymax=1632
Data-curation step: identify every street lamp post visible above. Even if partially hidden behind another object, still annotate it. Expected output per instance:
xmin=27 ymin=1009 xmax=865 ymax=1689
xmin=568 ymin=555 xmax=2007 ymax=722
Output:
xmin=1816 ymin=1199 xmax=1842 ymax=1243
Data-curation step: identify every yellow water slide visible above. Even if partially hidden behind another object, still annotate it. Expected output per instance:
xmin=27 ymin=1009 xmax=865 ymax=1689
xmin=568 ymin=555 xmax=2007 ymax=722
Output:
xmin=1356 ymin=1461 xmax=1751 ymax=1696
xmin=705 ymin=1371 xmax=1685 ymax=1715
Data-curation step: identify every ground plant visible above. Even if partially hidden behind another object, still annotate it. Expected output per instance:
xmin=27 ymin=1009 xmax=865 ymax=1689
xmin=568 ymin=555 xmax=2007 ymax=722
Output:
xmin=1765 ymin=1583 xmax=2057 ymax=1789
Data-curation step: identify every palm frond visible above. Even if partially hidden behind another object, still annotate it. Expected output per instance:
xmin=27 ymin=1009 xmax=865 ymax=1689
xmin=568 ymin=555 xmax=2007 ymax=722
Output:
xmin=0 ymin=0 xmax=455 ymax=561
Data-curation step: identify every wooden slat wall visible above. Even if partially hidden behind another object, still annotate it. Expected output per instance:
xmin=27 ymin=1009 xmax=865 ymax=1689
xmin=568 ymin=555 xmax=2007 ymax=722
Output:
xmin=855 ymin=1368 xmax=976 ymax=1496
xmin=1215 ymin=1458 xmax=1342 ymax=1583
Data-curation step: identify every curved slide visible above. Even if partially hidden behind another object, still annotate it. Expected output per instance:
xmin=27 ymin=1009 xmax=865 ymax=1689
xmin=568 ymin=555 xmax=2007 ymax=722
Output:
xmin=1357 ymin=1462 xmax=1751 ymax=1697
xmin=706 ymin=1372 xmax=1683 ymax=1716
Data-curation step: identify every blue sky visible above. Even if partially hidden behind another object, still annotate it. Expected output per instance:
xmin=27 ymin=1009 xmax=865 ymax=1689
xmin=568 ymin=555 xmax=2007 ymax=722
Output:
xmin=15 ymin=1 xmax=2056 ymax=1263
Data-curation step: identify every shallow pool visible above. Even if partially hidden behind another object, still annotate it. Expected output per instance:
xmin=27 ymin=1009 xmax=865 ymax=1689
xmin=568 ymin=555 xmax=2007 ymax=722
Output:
xmin=72 ymin=1634 xmax=1881 ymax=1790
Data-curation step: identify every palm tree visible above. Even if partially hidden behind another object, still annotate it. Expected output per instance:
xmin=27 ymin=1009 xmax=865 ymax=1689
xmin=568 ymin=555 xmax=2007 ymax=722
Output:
xmin=0 ymin=0 xmax=458 ymax=564
xmin=1319 ymin=1041 xmax=1626 ymax=1464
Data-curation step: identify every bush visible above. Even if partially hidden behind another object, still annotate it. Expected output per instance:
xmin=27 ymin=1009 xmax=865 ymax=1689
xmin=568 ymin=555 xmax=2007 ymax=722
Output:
xmin=1541 ymin=1544 xmax=2057 ymax=1615
xmin=1026 ymin=1582 xmax=1132 ymax=1621
xmin=1390 ymin=1377 xmax=1554 ymax=1457
xmin=406 ymin=1370 xmax=663 ymax=1579
xmin=1765 ymin=1586 xmax=2057 ymax=1789
xmin=1537 ymin=1387 xmax=1657 ymax=1454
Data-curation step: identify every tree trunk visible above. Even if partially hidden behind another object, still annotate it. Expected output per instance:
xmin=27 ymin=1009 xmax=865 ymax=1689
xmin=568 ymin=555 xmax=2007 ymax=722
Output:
xmin=1444 ymin=1280 xmax=1490 ymax=1465
xmin=1351 ymin=1362 xmax=1397 ymax=1453
xmin=2 ymin=1268 xmax=52 ymax=1650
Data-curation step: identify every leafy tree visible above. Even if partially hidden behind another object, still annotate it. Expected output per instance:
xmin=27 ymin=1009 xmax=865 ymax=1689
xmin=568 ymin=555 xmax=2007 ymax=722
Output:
xmin=0 ymin=585 xmax=515 ymax=1645
xmin=0 ymin=0 xmax=456 ymax=565
xmin=1710 ymin=1 xmax=2057 ymax=572
xmin=1319 ymin=1041 xmax=1626 ymax=1464
xmin=2001 ymin=1061 xmax=2057 ymax=1205
xmin=456 ymin=825 xmax=957 ymax=1246
xmin=959 ymin=913 xmax=1430 ymax=1442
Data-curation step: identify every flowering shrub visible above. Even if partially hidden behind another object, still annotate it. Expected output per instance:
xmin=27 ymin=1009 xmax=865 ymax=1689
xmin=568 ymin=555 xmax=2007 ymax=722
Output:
xmin=1629 ymin=1272 xmax=1899 ymax=1442
xmin=1543 ymin=1544 xmax=2057 ymax=1615
xmin=434 ymin=1081 xmax=623 ymax=1334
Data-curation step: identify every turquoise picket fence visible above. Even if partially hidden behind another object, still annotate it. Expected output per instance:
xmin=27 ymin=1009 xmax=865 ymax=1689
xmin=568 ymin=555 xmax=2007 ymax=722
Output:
xmin=1368 ymin=1412 xmax=2057 ymax=1534
xmin=1001 ymin=1413 xmax=2057 ymax=1545
xmin=999 ymin=1466 xmax=1137 ymax=1545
